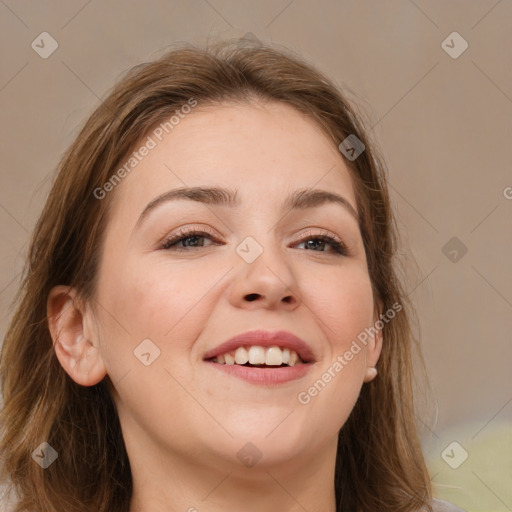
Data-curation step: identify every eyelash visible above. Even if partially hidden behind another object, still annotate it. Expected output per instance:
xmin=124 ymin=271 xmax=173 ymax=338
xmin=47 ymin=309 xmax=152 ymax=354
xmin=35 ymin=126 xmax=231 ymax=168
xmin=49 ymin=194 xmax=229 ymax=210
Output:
xmin=160 ymin=227 xmax=349 ymax=256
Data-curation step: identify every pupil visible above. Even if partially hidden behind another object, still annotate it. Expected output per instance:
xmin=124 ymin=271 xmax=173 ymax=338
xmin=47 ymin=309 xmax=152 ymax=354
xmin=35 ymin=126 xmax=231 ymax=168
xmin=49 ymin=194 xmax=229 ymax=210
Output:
xmin=185 ymin=236 xmax=201 ymax=246
xmin=308 ymin=239 xmax=324 ymax=250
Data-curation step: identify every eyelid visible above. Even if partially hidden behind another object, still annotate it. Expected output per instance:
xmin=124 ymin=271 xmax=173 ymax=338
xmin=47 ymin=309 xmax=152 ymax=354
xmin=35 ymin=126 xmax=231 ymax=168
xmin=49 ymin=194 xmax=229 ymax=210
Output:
xmin=292 ymin=228 xmax=350 ymax=255
xmin=292 ymin=228 xmax=343 ymax=244
xmin=159 ymin=225 xmax=222 ymax=249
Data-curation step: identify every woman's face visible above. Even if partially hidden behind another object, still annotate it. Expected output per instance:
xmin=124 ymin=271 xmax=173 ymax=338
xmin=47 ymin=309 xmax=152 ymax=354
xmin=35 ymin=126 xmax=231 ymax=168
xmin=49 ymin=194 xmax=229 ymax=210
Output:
xmin=74 ymin=102 xmax=381 ymax=469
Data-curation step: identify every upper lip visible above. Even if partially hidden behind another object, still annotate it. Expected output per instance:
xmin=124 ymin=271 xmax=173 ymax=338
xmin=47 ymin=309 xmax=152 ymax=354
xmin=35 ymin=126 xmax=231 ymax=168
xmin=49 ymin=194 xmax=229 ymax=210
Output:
xmin=203 ymin=329 xmax=316 ymax=363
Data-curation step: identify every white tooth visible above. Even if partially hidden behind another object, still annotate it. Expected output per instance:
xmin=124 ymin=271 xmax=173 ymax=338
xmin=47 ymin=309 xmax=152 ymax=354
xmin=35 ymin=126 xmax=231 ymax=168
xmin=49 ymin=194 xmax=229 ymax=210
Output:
xmin=216 ymin=354 xmax=225 ymax=364
xmin=265 ymin=346 xmax=283 ymax=366
xmin=235 ymin=347 xmax=249 ymax=364
xmin=288 ymin=350 xmax=299 ymax=366
xmin=281 ymin=348 xmax=290 ymax=364
xmin=224 ymin=353 xmax=235 ymax=365
xmin=248 ymin=346 xmax=265 ymax=365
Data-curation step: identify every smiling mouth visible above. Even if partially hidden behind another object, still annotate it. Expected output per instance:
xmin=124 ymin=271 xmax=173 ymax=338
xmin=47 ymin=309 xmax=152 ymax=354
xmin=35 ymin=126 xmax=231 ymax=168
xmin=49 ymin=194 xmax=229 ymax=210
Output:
xmin=205 ymin=345 xmax=307 ymax=367
xmin=210 ymin=361 xmax=301 ymax=368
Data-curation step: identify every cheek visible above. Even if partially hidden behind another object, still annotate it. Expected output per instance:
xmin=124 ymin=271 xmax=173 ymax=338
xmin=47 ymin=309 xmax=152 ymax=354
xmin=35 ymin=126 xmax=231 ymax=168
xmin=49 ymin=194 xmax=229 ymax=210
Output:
xmin=93 ymin=258 xmax=219 ymax=421
xmin=306 ymin=265 xmax=375 ymax=354
xmin=96 ymin=257 xmax=225 ymax=364
xmin=104 ymin=256 xmax=194 ymax=324
xmin=294 ymin=265 xmax=374 ymax=426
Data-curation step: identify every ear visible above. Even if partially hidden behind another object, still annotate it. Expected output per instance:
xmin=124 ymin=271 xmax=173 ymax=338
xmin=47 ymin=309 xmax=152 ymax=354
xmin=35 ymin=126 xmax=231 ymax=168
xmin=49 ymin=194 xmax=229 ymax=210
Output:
xmin=363 ymin=311 xmax=384 ymax=383
xmin=47 ymin=285 xmax=107 ymax=386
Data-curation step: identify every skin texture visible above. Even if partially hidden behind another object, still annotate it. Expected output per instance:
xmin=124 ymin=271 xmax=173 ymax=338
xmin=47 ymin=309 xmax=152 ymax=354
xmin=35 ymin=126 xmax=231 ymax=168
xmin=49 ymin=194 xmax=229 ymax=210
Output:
xmin=47 ymin=101 xmax=383 ymax=512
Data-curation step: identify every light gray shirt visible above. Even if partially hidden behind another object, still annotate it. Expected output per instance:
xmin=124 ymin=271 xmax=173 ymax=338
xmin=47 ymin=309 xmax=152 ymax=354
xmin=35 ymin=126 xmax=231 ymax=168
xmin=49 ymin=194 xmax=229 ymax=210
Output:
xmin=432 ymin=498 xmax=467 ymax=511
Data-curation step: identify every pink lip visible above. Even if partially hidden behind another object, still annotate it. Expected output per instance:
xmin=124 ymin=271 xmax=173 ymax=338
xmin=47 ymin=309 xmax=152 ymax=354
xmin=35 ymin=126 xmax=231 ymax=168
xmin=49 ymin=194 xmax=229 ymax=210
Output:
xmin=203 ymin=329 xmax=316 ymax=363
xmin=206 ymin=361 xmax=311 ymax=386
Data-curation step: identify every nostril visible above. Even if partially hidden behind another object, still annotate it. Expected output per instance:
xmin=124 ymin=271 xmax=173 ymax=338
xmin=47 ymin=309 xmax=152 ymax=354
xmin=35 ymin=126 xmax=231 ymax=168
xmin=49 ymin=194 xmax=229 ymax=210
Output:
xmin=245 ymin=293 xmax=259 ymax=302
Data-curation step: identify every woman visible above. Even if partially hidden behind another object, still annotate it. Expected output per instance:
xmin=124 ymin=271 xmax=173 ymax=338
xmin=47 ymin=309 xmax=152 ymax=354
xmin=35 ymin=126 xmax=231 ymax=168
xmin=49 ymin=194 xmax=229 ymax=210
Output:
xmin=0 ymin=40 xmax=465 ymax=511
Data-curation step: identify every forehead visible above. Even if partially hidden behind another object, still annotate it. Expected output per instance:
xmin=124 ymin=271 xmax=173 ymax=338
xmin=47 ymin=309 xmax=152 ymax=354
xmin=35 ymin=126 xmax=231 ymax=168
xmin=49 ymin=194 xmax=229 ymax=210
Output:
xmin=106 ymin=101 xmax=357 ymax=228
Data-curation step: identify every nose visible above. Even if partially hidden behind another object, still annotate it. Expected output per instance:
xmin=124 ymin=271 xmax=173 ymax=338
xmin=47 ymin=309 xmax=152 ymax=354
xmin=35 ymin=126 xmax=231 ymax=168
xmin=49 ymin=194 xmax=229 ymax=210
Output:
xmin=228 ymin=241 xmax=302 ymax=311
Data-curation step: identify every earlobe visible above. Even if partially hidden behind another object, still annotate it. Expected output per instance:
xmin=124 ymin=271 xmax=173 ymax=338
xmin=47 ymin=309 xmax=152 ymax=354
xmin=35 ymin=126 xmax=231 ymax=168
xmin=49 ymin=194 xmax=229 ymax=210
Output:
xmin=364 ymin=323 xmax=383 ymax=383
xmin=364 ymin=366 xmax=378 ymax=382
xmin=47 ymin=285 xmax=107 ymax=386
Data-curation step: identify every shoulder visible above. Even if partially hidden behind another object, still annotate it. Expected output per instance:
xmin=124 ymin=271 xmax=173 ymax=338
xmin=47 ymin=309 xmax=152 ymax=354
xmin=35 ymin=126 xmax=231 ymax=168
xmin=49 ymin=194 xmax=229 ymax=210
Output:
xmin=432 ymin=498 xmax=467 ymax=512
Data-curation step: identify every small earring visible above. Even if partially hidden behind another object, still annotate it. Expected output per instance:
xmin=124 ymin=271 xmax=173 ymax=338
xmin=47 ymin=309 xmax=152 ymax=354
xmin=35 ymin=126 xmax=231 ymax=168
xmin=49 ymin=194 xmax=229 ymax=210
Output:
xmin=366 ymin=367 xmax=378 ymax=380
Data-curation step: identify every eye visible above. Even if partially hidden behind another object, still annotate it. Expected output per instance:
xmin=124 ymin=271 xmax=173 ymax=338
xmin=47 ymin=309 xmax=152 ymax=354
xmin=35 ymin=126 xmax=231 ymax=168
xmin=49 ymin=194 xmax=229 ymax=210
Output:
xmin=294 ymin=230 xmax=349 ymax=256
xmin=161 ymin=227 xmax=221 ymax=251
xmin=160 ymin=227 xmax=349 ymax=256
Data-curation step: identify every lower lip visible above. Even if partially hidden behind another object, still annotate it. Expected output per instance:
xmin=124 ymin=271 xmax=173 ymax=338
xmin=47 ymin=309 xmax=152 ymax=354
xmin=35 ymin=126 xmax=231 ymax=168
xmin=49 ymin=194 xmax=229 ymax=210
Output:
xmin=206 ymin=361 xmax=312 ymax=385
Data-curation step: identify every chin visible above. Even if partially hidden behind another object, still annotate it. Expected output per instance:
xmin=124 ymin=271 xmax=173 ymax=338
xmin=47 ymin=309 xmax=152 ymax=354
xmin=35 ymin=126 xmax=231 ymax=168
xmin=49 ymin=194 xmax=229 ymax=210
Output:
xmin=206 ymin=418 xmax=314 ymax=467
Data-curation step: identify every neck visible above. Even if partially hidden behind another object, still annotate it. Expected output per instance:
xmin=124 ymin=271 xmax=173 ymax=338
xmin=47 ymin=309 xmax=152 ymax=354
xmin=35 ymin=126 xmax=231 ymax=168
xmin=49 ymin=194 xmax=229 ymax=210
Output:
xmin=127 ymin=434 xmax=338 ymax=512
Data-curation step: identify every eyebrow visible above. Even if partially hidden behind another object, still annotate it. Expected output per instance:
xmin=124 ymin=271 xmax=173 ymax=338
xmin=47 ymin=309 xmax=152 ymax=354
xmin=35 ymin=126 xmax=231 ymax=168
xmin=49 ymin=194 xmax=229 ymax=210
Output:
xmin=135 ymin=186 xmax=359 ymax=229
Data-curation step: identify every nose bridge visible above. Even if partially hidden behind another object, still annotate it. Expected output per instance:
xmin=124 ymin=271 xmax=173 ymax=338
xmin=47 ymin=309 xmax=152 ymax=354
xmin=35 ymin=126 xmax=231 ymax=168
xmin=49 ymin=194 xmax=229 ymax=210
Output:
xmin=230 ymin=232 xmax=301 ymax=309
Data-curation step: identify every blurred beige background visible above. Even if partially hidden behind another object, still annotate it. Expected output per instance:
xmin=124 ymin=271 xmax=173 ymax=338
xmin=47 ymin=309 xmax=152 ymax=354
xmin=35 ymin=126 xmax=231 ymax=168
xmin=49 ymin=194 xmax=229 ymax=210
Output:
xmin=0 ymin=1 xmax=511 ymax=510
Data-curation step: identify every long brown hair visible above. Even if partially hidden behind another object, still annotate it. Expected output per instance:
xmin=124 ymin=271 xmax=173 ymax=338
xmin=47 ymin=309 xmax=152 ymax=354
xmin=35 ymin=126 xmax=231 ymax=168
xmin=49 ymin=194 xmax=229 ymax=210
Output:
xmin=0 ymin=39 xmax=432 ymax=511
